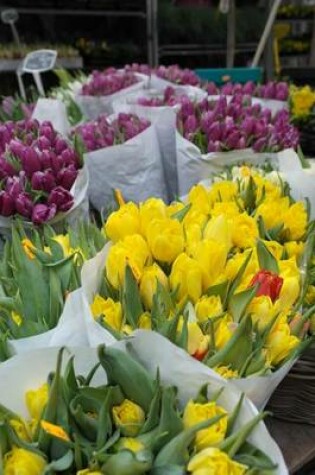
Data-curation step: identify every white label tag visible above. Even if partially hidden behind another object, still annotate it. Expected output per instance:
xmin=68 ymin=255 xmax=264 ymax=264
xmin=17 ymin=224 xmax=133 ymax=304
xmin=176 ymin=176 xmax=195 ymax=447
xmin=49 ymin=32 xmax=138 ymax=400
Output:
xmin=22 ymin=49 xmax=57 ymax=73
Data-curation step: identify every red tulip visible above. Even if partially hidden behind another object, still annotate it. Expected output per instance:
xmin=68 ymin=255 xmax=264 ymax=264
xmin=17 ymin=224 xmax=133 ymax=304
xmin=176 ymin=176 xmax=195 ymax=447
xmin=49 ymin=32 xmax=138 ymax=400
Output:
xmin=250 ymin=270 xmax=283 ymax=302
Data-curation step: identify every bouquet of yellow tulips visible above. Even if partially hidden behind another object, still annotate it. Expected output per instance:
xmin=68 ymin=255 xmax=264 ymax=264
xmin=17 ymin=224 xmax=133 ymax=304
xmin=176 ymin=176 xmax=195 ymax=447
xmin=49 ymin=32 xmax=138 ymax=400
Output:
xmin=81 ymin=167 xmax=314 ymax=407
xmin=0 ymin=345 xmax=286 ymax=474
xmin=0 ymin=222 xmax=105 ymax=358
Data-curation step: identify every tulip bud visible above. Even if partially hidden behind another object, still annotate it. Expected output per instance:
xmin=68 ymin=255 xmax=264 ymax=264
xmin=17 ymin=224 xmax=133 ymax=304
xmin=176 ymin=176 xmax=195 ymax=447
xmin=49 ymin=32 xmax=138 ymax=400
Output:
xmin=31 ymin=170 xmax=56 ymax=193
xmin=0 ymin=156 xmax=16 ymax=178
xmin=15 ymin=192 xmax=33 ymax=219
xmin=21 ymin=148 xmax=42 ymax=177
xmin=47 ymin=186 xmax=73 ymax=212
xmin=139 ymin=263 xmax=169 ymax=310
xmin=56 ymin=166 xmax=78 ymax=190
xmin=6 ymin=176 xmax=23 ymax=199
xmin=32 ymin=203 xmax=57 ymax=224
xmin=0 ymin=190 xmax=15 ymax=216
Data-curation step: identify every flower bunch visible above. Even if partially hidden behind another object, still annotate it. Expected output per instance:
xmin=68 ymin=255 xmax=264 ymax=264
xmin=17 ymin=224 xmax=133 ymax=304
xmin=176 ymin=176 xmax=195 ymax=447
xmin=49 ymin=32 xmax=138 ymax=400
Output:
xmin=0 ymin=96 xmax=35 ymax=122
xmin=0 ymin=119 xmax=82 ymax=224
xmin=290 ymin=85 xmax=315 ymax=121
xmin=205 ymin=81 xmax=289 ymax=101
xmin=90 ymin=169 xmax=312 ymax=380
xmin=74 ymin=113 xmax=151 ymax=152
xmin=0 ymin=346 xmax=276 ymax=474
xmin=124 ymin=63 xmax=201 ymax=86
xmin=136 ymin=86 xmax=190 ymax=107
xmin=177 ymin=95 xmax=299 ymax=153
xmin=80 ymin=69 xmax=139 ymax=97
xmin=0 ymin=222 xmax=105 ymax=353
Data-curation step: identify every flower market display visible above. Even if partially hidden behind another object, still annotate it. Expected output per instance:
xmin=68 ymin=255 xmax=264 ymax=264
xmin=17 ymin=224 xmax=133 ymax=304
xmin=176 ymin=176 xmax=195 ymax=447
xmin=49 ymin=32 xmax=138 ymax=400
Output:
xmin=0 ymin=60 xmax=315 ymax=472
xmin=0 ymin=119 xmax=84 ymax=225
xmin=0 ymin=345 xmax=286 ymax=474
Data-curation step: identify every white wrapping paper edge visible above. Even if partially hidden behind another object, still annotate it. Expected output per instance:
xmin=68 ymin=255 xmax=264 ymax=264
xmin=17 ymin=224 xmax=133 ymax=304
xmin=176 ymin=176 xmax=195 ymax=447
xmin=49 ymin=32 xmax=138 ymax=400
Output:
xmin=32 ymin=98 xmax=71 ymax=136
xmin=7 ymin=289 xmax=88 ymax=355
xmin=176 ymin=131 xmax=303 ymax=196
xmin=81 ymin=242 xmax=296 ymax=409
xmin=0 ymin=335 xmax=288 ymax=474
xmin=148 ymin=75 xmax=207 ymax=102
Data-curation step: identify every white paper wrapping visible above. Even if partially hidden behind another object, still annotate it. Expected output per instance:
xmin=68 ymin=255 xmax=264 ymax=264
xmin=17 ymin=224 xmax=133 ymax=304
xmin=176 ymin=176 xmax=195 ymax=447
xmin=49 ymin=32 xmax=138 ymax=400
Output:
xmin=283 ymin=161 xmax=315 ymax=219
xmin=176 ymin=131 xmax=303 ymax=196
xmin=32 ymin=98 xmax=70 ymax=136
xmin=7 ymin=289 xmax=88 ymax=356
xmin=0 ymin=336 xmax=287 ymax=474
xmin=85 ymin=123 xmax=167 ymax=211
xmin=113 ymin=96 xmax=178 ymax=201
xmin=148 ymin=75 xmax=207 ymax=102
xmin=75 ymin=73 xmax=149 ymax=120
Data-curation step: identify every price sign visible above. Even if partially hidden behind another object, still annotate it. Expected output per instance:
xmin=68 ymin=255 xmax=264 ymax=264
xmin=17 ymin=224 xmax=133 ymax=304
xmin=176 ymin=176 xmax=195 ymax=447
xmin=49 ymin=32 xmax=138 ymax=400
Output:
xmin=1 ymin=9 xmax=19 ymax=24
xmin=22 ymin=49 xmax=57 ymax=74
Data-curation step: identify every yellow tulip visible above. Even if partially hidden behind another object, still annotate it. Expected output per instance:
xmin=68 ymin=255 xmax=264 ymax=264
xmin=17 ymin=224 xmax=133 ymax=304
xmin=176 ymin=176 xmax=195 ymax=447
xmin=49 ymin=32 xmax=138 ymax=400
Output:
xmin=187 ymin=447 xmax=247 ymax=475
xmin=188 ymin=184 xmax=211 ymax=214
xmin=25 ymin=383 xmax=48 ymax=421
xmin=105 ymin=234 xmax=151 ymax=289
xmin=224 ymin=250 xmax=258 ymax=282
xmin=195 ymin=295 xmax=223 ymax=323
xmin=4 ymin=448 xmax=46 ymax=475
xmin=275 ymin=276 xmax=300 ymax=312
xmin=115 ymin=437 xmax=145 ymax=453
xmin=208 ymin=181 xmax=238 ymax=205
xmin=21 ymin=238 xmax=36 ymax=260
xmin=112 ymin=399 xmax=145 ymax=437
xmin=90 ymin=295 xmax=122 ymax=331
xmin=215 ymin=315 xmax=235 ymax=350
xmin=76 ymin=470 xmax=103 ymax=475
xmin=183 ymin=400 xmax=227 ymax=451
xmin=183 ymin=208 xmax=208 ymax=229
xmin=214 ymin=366 xmax=239 ymax=379
xmin=291 ymin=85 xmax=315 ymax=118
xmin=279 ymin=257 xmax=300 ymax=280
xmin=282 ymin=202 xmax=307 ymax=241
xmin=203 ymin=214 xmax=232 ymax=251
xmin=104 ymin=202 xmax=140 ymax=242
xmin=284 ymin=241 xmax=305 ymax=261
xmin=139 ymin=198 xmax=167 ymax=237
xmin=170 ymin=253 xmax=203 ymax=303
xmin=306 ymin=285 xmax=315 ymax=305
xmin=211 ymin=201 xmax=240 ymax=219
xmin=256 ymin=197 xmax=289 ymax=230
xmin=138 ymin=312 xmax=152 ymax=330
xmin=192 ymin=240 xmax=227 ymax=290
xmin=248 ymin=296 xmax=275 ymax=332
xmin=266 ymin=317 xmax=300 ymax=366
xmin=177 ymin=318 xmax=210 ymax=360
xmin=139 ymin=263 xmax=169 ymax=309
xmin=263 ymin=240 xmax=284 ymax=261
xmin=9 ymin=419 xmax=30 ymax=441
xmin=167 ymin=201 xmax=185 ymax=216
xmin=146 ymin=218 xmax=184 ymax=264
xmin=185 ymin=223 xmax=203 ymax=256
xmin=231 ymin=213 xmax=258 ymax=249
xmin=52 ymin=234 xmax=71 ymax=255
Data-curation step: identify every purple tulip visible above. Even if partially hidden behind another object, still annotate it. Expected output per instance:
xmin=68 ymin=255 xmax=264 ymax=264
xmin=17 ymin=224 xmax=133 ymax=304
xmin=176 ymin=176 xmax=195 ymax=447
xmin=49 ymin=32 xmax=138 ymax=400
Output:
xmin=55 ymin=138 xmax=68 ymax=154
xmin=15 ymin=192 xmax=33 ymax=219
xmin=36 ymin=136 xmax=51 ymax=151
xmin=39 ymin=123 xmax=55 ymax=142
xmin=0 ymin=156 xmax=17 ymax=179
xmin=32 ymin=203 xmax=57 ymax=224
xmin=21 ymin=148 xmax=42 ymax=177
xmin=9 ymin=140 xmax=25 ymax=160
xmin=225 ymin=131 xmax=241 ymax=150
xmin=48 ymin=186 xmax=73 ymax=212
xmin=56 ymin=166 xmax=78 ymax=190
xmin=6 ymin=176 xmax=23 ymax=199
xmin=0 ymin=191 xmax=15 ymax=217
xmin=31 ymin=170 xmax=56 ymax=193
xmin=253 ymin=137 xmax=267 ymax=152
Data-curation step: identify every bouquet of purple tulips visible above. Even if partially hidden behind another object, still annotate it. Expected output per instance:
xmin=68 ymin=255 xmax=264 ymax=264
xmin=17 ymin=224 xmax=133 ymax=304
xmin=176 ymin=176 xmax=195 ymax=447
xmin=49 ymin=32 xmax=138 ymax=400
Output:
xmin=124 ymin=63 xmax=201 ymax=87
xmin=205 ymin=80 xmax=289 ymax=101
xmin=177 ymin=95 xmax=299 ymax=154
xmin=0 ymin=119 xmax=82 ymax=224
xmin=80 ymin=68 xmax=140 ymax=97
xmin=74 ymin=113 xmax=151 ymax=152
xmin=0 ymin=96 xmax=35 ymax=122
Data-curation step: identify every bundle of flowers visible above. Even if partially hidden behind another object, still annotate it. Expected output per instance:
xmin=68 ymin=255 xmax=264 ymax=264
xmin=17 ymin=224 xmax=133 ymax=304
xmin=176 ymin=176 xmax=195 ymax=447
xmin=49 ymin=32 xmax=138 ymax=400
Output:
xmin=177 ymin=95 xmax=299 ymax=154
xmin=80 ymin=69 xmax=140 ymax=97
xmin=0 ymin=119 xmax=83 ymax=225
xmin=83 ymin=169 xmax=312 ymax=400
xmin=136 ymin=86 xmax=190 ymax=108
xmin=124 ymin=63 xmax=201 ymax=87
xmin=205 ymin=81 xmax=289 ymax=101
xmin=0 ymin=222 xmax=105 ymax=356
xmin=0 ymin=96 xmax=35 ymax=122
xmin=0 ymin=346 xmax=284 ymax=474
xmin=289 ymin=85 xmax=315 ymax=156
xmin=51 ymin=70 xmax=87 ymax=126
xmin=74 ymin=113 xmax=151 ymax=152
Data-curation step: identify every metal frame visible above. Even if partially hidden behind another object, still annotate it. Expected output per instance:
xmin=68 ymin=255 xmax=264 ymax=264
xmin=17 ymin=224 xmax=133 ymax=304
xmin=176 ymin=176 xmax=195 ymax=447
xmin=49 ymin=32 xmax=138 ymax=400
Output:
xmin=13 ymin=3 xmax=159 ymax=67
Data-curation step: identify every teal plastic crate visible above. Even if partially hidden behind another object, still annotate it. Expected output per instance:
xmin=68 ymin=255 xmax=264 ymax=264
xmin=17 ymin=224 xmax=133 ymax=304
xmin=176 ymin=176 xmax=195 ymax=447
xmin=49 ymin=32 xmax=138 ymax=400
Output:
xmin=194 ymin=67 xmax=263 ymax=85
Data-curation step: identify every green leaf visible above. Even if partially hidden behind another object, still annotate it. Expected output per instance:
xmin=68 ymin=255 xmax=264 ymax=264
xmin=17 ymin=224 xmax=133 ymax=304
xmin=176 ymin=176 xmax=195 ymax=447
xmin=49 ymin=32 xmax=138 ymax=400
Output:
xmin=123 ymin=265 xmax=144 ymax=329
xmin=171 ymin=204 xmax=192 ymax=222
xmin=256 ymin=240 xmax=279 ymax=274
xmin=43 ymin=450 xmax=74 ymax=473
xmin=229 ymin=285 xmax=258 ymax=323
